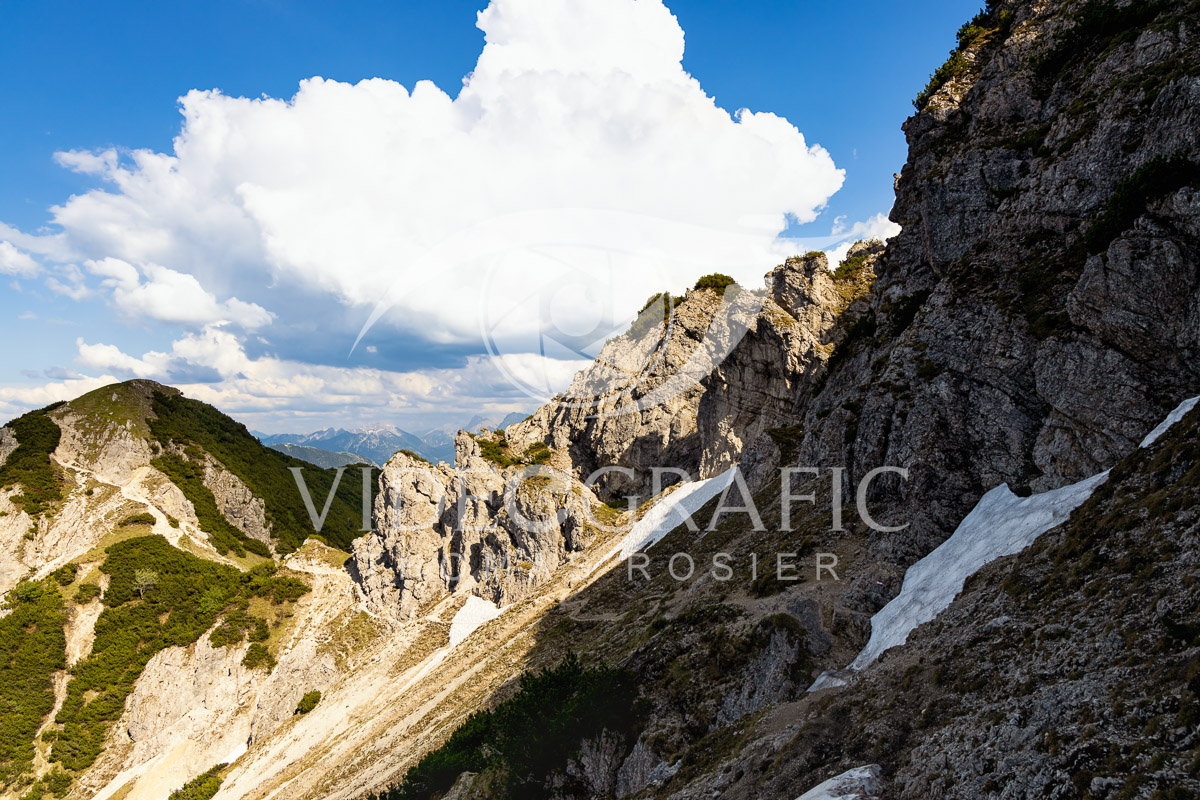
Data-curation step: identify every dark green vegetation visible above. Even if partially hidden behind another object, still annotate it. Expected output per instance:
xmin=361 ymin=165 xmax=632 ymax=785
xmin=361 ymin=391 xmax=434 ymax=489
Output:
xmin=0 ymin=580 xmax=66 ymax=792
xmin=476 ymin=434 xmax=552 ymax=469
xmin=74 ymin=583 xmax=102 ymax=603
xmin=914 ymin=4 xmax=1012 ymax=110
xmin=117 ymin=512 xmax=156 ymax=527
xmin=370 ymin=654 xmax=641 ymax=800
xmin=147 ymin=391 xmax=374 ymax=553
xmin=629 ymin=292 xmax=685 ymax=340
xmin=692 ymin=273 xmax=736 ymax=295
xmin=241 ymin=642 xmax=275 ymax=670
xmin=295 ymin=690 xmax=322 ymax=715
xmin=0 ymin=404 xmax=65 ymax=516
xmin=50 ymin=563 xmax=77 ymax=586
xmin=168 ymin=763 xmax=227 ymax=800
xmin=398 ymin=449 xmax=429 ymax=464
xmin=19 ymin=768 xmax=71 ymax=800
xmin=1085 ymin=153 xmax=1200 ymax=253
xmin=151 ymin=452 xmax=271 ymax=558
xmin=49 ymin=537 xmax=307 ymax=777
xmin=831 ymin=251 xmax=873 ymax=282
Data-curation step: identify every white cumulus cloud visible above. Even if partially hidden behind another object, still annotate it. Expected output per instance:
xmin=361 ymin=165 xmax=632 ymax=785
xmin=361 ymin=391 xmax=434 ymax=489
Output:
xmin=86 ymin=257 xmax=273 ymax=329
xmin=0 ymin=241 xmax=40 ymax=278
xmin=36 ymin=0 xmax=843 ymax=353
xmin=824 ymin=212 xmax=901 ymax=267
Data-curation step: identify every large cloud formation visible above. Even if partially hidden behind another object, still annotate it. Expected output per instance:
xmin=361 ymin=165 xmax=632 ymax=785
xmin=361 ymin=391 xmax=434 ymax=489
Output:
xmin=3 ymin=0 xmax=856 ymax=427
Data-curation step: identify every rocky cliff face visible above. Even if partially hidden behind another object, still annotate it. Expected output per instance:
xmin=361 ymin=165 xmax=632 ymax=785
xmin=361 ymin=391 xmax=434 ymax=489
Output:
xmin=503 ymin=242 xmax=879 ymax=500
xmin=353 ymin=433 xmax=600 ymax=619
xmin=791 ymin=0 xmax=1200 ymax=564
xmin=202 ymin=456 xmax=273 ymax=551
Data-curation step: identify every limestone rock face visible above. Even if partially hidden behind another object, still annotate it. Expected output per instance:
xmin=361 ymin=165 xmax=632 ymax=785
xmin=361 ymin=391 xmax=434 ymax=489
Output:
xmin=0 ymin=427 xmax=16 ymax=468
xmin=202 ymin=456 xmax=273 ymax=551
xmin=352 ymin=436 xmax=600 ymax=620
xmin=52 ymin=408 xmax=154 ymax=486
xmin=503 ymin=249 xmax=874 ymax=501
xmin=786 ymin=0 xmax=1200 ymax=565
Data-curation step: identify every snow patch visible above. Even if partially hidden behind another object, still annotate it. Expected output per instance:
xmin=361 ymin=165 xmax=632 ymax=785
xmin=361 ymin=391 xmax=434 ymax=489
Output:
xmin=449 ymin=595 xmax=503 ymax=647
xmin=1141 ymin=395 xmax=1199 ymax=447
xmin=611 ymin=469 xmax=736 ymax=561
xmin=848 ymin=470 xmax=1109 ymax=671
xmin=810 ymin=394 xmax=1200 ymax=691
xmin=794 ymin=764 xmax=882 ymax=800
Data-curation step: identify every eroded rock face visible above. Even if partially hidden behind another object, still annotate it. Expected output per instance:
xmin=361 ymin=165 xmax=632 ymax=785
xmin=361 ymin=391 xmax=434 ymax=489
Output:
xmin=0 ymin=427 xmax=16 ymax=468
xmin=202 ymin=456 xmax=273 ymax=551
xmin=52 ymin=410 xmax=154 ymax=486
xmin=789 ymin=0 xmax=1200 ymax=566
xmin=352 ymin=435 xmax=600 ymax=620
xmin=504 ymin=249 xmax=875 ymax=501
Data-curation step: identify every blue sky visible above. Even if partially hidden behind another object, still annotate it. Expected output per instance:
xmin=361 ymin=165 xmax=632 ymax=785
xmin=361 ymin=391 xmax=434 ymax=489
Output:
xmin=0 ymin=0 xmax=981 ymax=432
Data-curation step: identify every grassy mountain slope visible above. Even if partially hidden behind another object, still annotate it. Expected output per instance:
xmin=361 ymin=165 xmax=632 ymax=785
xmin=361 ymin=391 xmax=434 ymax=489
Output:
xmin=146 ymin=389 xmax=374 ymax=554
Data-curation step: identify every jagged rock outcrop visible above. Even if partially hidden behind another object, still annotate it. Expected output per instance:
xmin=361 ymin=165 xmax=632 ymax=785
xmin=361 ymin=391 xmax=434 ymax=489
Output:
xmin=504 ymin=246 xmax=879 ymax=500
xmin=0 ymin=426 xmax=16 ymax=468
xmin=698 ymin=242 xmax=880 ymax=482
xmin=353 ymin=433 xmax=601 ymax=619
xmin=771 ymin=0 xmax=1200 ymax=567
xmin=202 ymin=456 xmax=273 ymax=550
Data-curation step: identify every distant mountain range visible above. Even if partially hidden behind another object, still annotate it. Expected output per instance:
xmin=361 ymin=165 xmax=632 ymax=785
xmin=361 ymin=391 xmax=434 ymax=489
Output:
xmin=266 ymin=443 xmax=377 ymax=469
xmin=256 ymin=412 xmax=530 ymax=467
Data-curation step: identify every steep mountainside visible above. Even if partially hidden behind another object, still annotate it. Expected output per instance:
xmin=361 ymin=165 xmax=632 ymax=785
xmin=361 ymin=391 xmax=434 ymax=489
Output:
xmin=0 ymin=380 xmax=374 ymax=800
xmin=2 ymin=1 xmax=1198 ymax=800
xmin=349 ymin=0 xmax=1200 ymax=798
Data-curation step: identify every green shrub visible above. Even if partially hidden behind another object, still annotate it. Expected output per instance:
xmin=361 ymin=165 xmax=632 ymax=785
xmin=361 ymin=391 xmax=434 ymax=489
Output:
xmin=242 ymin=643 xmax=275 ymax=671
xmin=151 ymin=453 xmax=267 ymax=558
xmin=118 ymin=512 xmax=157 ymax=528
xmin=51 ymin=563 xmax=78 ymax=586
xmin=373 ymin=653 xmax=642 ymax=800
xmin=398 ymin=449 xmax=429 ymax=464
xmin=914 ymin=50 xmax=969 ymax=111
xmin=0 ymin=405 xmax=65 ymax=516
xmin=42 ymin=771 xmax=70 ymax=798
xmin=913 ymin=6 xmax=1013 ymax=111
xmin=628 ymin=292 xmax=685 ymax=340
xmin=75 ymin=583 xmax=102 ymax=603
xmin=295 ymin=690 xmax=322 ymax=715
xmin=832 ymin=252 xmax=872 ymax=282
xmin=0 ymin=579 xmax=66 ymax=791
xmin=693 ymin=273 xmax=736 ymax=295
xmin=51 ymin=537 xmax=306 ymax=772
xmin=168 ymin=764 xmax=226 ymax=800
xmin=147 ymin=391 xmax=374 ymax=553
xmin=476 ymin=435 xmax=553 ymax=469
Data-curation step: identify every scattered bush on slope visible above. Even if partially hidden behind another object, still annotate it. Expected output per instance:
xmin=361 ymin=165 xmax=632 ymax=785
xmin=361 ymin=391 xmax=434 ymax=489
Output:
xmin=0 ymin=404 xmax=66 ymax=517
xmin=168 ymin=763 xmax=227 ymax=800
xmin=151 ymin=452 xmax=270 ymax=558
xmin=50 ymin=536 xmax=308 ymax=777
xmin=147 ymin=391 xmax=374 ymax=553
xmin=0 ymin=580 xmax=66 ymax=791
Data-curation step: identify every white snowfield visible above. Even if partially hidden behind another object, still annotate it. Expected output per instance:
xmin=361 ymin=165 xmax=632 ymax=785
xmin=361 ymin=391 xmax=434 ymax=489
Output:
xmin=809 ymin=394 xmax=1199 ymax=690
xmin=449 ymin=595 xmax=503 ymax=647
xmin=1141 ymin=395 xmax=1199 ymax=447
xmin=794 ymin=764 xmax=882 ymax=800
xmin=596 ymin=468 xmax=737 ymax=567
